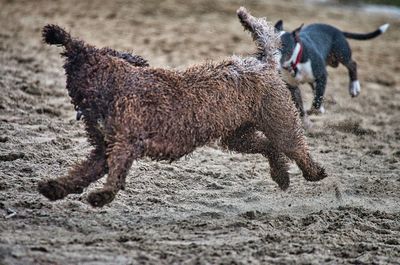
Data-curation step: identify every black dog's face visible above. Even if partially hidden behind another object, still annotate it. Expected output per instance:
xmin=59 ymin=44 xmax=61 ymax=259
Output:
xmin=274 ymin=20 xmax=302 ymax=71
xmin=278 ymin=32 xmax=296 ymax=69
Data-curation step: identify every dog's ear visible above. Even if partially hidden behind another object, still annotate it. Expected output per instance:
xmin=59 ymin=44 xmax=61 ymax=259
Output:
xmin=292 ymin=24 xmax=303 ymax=42
xmin=274 ymin=20 xmax=283 ymax=32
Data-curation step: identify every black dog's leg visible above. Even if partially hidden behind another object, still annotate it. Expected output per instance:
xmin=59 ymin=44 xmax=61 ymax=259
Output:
xmin=309 ymin=82 xmax=316 ymax=93
xmin=288 ymin=84 xmax=312 ymax=129
xmin=344 ymin=60 xmax=360 ymax=97
xmin=288 ymin=85 xmax=305 ymax=117
xmin=331 ymin=37 xmax=360 ymax=98
xmin=308 ymin=75 xmax=327 ymax=115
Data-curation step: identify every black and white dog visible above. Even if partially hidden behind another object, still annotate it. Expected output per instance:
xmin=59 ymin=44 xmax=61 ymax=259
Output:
xmin=274 ymin=20 xmax=389 ymax=125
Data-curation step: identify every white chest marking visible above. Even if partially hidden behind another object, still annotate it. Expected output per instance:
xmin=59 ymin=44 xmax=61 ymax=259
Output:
xmin=283 ymin=43 xmax=302 ymax=70
xmin=281 ymin=59 xmax=315 ymax=86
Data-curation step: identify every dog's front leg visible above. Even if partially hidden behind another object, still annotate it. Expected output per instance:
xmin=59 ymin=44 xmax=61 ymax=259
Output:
xmin=307 ymin=76 xmax=327 ymax=115
xmin=258 ymin=93 xmax=328 ymax=185
xmin=287 ymin=84 xmax=312 ymax=129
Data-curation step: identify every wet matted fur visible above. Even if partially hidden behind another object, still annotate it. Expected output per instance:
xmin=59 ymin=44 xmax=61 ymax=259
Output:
xmin=38 ymin=8 xmax=327 ymax=207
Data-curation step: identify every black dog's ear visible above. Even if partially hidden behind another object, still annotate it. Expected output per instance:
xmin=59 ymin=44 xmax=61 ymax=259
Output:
xmin=274 ymin=20 xmax=283 ymax=32
xmin=292 ymin=24 xmax=304 ymax=42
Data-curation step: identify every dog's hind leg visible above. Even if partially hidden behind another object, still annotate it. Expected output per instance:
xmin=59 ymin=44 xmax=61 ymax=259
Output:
xmin=331 ymin=39 xmax=360 ymax=97
xmin=344 ymin=60 xmax=360 ymax=97
xmin=87 ymin=137 xmax=142 ymax=207
xmin=288 ymin=84 xmax=312 ymax=129
xmin=221 ymin=125 xmax=290 ymax=190
xmin=38 ymin=132 xmax=108 ymax=201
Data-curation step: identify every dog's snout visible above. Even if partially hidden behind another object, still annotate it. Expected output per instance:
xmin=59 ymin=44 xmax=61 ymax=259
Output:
xmin=281 ymin=61 xmax=291 ymax=70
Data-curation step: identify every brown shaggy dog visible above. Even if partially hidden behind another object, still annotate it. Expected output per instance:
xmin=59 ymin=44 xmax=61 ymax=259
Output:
xmin=38 ymin=8 xmax=327 ymax=207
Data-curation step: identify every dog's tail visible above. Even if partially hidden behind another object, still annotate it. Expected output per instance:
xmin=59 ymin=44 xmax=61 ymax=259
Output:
xmin=237 ymin=7 xmax=280 ymax=68
xmin=343 ymin=24 xmax=389 ymax=40
xmin=42 ymin=24 xmax=72 ymax=46
xmin=42 ymin=24 xmax=86 ymax=55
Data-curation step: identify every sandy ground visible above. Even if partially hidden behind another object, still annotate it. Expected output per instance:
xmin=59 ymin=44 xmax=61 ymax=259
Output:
xmin=1 ymin=0 xmax=400 ymax=264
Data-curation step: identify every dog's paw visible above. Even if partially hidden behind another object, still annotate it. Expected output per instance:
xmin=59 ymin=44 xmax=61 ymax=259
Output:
xmin=87 ymin=189 xmax=116 ymax=207
xmin=349 ymin=80 xmax=361 ymax=97
xmin=303 ymin=165 xmax=328 ymax=182
xmin=307 ymin=106 xmax=325 ymax=116
xmin=275 ymin=177 xmax=290 ymax=191
xmin=271 ymin=170 xmax=290 ymax=191
xmin=38 ymin=179 xmax=68 ymax=201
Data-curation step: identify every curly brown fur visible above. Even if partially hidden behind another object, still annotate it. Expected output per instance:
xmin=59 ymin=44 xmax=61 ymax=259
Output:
xmin=220 ymin=126 xmax=291 ymax=190
xmin=237 ymin=7 xmax=280 ymax=66
xmin=38 ymin=16 xmax=327 ymax=207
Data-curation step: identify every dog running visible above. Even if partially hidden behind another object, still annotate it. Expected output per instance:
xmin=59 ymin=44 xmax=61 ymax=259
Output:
xmin=274 ymin=19 xmax=389 ymax=125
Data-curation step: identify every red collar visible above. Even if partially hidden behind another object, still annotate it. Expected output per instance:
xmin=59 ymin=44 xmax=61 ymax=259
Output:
xmin=291 ymin=42 xmax=303 ymax=71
